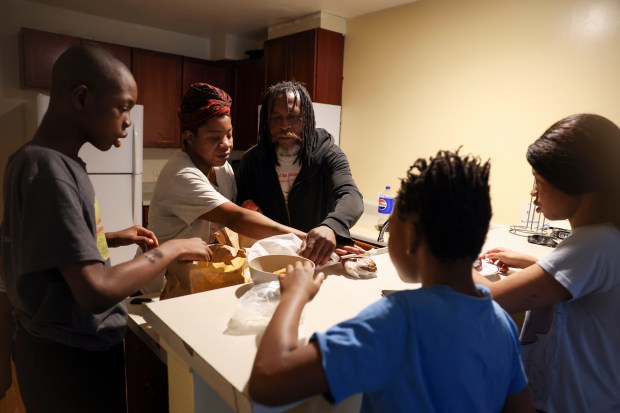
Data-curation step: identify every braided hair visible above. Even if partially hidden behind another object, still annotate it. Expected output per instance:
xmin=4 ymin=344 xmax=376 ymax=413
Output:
xmin=396 ymin=149 xmax=492 ymax=263
xmin=257 ymin=81 xmax=317 ymax=166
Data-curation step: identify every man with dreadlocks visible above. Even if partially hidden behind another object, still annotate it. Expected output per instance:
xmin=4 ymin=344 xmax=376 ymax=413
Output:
xmin=236 ymin=81 xmax=364 ymax=265
xmin=248 ymin=149 xmax=534 ymax=412
xmin=141 ymin=83 xmax=305 ymax=293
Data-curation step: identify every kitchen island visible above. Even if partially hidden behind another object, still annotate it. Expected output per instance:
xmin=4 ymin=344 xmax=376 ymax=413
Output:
xmin=129 ymin=224 xmax=553 ymax=413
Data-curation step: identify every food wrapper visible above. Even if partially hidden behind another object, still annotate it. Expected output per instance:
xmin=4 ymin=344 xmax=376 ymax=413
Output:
xmin=246 ymin=233 xmax=338 ymax=269
xmin=160 ymin=243 xmax=248 ymax=300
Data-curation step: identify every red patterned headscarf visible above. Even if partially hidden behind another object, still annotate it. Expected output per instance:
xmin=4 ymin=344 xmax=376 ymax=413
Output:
xmin=178 ymin=83 xmax=232 ymax=130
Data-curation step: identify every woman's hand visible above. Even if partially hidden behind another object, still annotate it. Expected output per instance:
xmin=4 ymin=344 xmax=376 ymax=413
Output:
xmin=482 ymin=247 xmax=537 ymax=269
xmin=106 ymin=226 xmax=159 ymax=251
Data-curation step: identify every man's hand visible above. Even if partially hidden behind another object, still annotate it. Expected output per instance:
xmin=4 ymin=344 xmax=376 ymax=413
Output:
xmin=298 ymin=226 xmax=337 ymax=265
xmin=106 ymin=225 xmax=159 ymax=251
xmin=241 ymin=199 xmax=262 ymax=213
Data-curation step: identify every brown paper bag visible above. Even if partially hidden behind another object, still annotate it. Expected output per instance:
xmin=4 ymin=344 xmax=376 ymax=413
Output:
xmin=160 ymin=244 xmax=247 ymax=300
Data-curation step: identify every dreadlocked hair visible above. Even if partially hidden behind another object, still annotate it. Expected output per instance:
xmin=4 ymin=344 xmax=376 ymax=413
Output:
xmin=396 ymin=149 xmax=492 ymax=263
xmin=257 ymin=81 xmax=317 ymax=166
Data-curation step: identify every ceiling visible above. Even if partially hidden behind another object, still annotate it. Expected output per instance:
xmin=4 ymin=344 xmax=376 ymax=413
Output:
xmin=28 ymin=0 xmax=416 ymax=41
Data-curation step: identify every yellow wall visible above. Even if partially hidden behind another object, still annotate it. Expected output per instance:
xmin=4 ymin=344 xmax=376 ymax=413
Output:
xmin=340 ymin=0 xmax=620 ymax=224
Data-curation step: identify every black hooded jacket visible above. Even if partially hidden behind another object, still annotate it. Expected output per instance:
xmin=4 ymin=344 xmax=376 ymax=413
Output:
xmin=235 ymin=129 xmax=363 ymax=244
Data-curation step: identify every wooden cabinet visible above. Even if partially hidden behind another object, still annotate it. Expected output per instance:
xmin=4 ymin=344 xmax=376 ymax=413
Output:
xmin=19 ymin=29 xmax=131 ymax=90
xmin=125 ymin=328 xmax=168 ymax=413
xmin=132 ymin=49 xmax=183 ymax=148
xmin=19 ymin=27 xmax=80 ymax=89
xmin=233 ymin=58 xmax=264 ymax=151
xmin=182 ymin=57 xmax=235 ymax=96
xmin=18 ymin=27 xmax=264 ymax=150
xmin=264 ymin=28 xmax=344 ymax=105
xmin=181 ymin=56 xmax=264 ymax=151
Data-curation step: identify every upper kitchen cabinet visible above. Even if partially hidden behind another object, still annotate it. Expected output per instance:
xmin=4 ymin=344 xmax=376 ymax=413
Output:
xmin=19 ymin=28 xmax=131 ymax=90
xmin=81 ymin=39 xmax=131 ymax=70
xmin=20 ymin=28 xmax=80 ymax=89
xmin=133 ymin=49 xmax=183 ymax=148
xmin=182 ymin=57 xmax=235 ymax=96
xmin=233 ymin=58 xmax=265 ymax=151
xmin=264 ymin=28 xmax=344 ymax=105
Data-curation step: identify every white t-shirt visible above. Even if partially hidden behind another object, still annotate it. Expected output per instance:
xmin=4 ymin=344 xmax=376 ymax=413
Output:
xmin=275 ymin=153 xmax=301 ymax=203
xmin=520 ymin=223 xmax=620 ymax=413
xmin=141 ymin=150 xmax=236 ymax=293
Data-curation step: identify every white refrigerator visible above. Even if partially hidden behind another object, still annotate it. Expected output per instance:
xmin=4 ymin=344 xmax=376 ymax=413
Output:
xmin=36 ymin=94 xmax=143 ymax=265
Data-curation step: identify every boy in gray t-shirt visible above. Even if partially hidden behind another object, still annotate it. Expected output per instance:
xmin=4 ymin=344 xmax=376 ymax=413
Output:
xmin=0 ymin=45 xmax=210 ymax=412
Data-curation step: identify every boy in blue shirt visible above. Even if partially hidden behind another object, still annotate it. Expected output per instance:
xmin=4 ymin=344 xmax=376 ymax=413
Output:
xmin=249 ymin=149 xmax=534 ymax=412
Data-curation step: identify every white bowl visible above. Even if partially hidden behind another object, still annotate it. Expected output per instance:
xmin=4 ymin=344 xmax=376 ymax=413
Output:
xmin=248 ymin=254 xmax=315 ymax=284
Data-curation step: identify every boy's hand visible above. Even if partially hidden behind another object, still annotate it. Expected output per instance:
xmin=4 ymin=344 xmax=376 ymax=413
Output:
xmin=482 ymin=247 xmax=537 ymax=269
xmin=165 ymin=238 xmax=213 ymax=262
xmin=279 ymin=261 xmax=324 ymax=302
xmin=106 ymin=225 xmax=159 ymax=251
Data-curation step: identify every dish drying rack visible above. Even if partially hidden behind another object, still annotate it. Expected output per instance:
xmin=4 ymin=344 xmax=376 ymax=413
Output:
xmin=509 ymin=198 xmax=547 ymax=237
xmin=509 ymin=180 xmax=547 ymax=237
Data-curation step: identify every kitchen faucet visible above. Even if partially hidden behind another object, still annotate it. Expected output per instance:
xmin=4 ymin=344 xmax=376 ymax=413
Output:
xmin=377 ymin=219 xmax=389 ymax=243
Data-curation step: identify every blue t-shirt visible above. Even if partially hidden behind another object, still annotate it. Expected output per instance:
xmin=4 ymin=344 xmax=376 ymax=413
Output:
xmin=311 ymin=285 xmax=527 ymax=413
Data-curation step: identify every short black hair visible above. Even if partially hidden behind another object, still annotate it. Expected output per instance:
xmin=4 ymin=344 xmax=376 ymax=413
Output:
xmin=396 ymin=149 xmax=492 ymax=262
xmin=50 ymin=44 xmax=130 ymax=102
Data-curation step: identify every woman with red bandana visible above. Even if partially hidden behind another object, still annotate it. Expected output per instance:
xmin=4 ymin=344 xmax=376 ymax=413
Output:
xmin=142 ymin=83 xmax=305 ymax=293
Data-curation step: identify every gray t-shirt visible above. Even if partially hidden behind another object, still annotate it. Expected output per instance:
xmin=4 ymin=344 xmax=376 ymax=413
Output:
xmin=1 ymin=143 xmax=126 ymax=350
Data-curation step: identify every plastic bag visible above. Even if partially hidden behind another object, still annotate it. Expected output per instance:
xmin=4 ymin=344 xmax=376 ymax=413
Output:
xmin=225 ymin=281 xmax=308 ymax=341
xmin=225 ymin=281 xmax=282 ymax=335
xmin=246 ymin=233 xmax=338 ymax=269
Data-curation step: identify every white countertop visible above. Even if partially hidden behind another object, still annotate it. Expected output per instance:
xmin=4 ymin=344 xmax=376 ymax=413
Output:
xmin=132 ymin=224 xmax=555 ymax=413
xmin=140 ymin=252 xmax=402 ymax=413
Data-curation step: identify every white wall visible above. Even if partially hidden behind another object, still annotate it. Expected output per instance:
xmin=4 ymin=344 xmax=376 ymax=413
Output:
xmin=341 ymin=0 xmax=620 ymax=224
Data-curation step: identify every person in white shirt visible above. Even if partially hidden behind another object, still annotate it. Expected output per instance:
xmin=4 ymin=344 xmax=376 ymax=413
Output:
xmin=143 ymin=83 xmax=305 ymax=293
xmin=474 ymin=113 xmax=620 ymax=413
